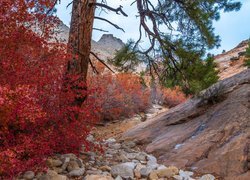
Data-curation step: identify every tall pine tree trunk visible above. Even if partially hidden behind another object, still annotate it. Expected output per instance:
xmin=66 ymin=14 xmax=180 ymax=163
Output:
xmin=67 ymin=0 xmax=96 ymax=107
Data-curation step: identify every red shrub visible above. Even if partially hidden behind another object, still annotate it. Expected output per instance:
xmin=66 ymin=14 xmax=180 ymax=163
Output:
xmin=0 ymin=1 xmax=97 ymax=178
xmin=156 ymin=87 xmax=187 ymax=108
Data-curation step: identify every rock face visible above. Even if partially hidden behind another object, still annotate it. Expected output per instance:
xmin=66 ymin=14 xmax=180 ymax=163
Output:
xmin=214 ymin=40 xmax=249 ymax=80
xmin=54 ymin=21 xmax=124 ymax=60
xmin=123 ymin=69 xmax=250 ymax=179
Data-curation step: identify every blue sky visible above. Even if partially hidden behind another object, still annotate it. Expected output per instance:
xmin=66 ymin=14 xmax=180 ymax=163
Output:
xmin=56 ymin=0 xmax=250 ymax=55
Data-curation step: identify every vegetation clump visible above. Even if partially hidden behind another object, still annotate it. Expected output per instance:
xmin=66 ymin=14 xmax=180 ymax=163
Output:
xmin=244 ymin=41 xmax=250 ymax=68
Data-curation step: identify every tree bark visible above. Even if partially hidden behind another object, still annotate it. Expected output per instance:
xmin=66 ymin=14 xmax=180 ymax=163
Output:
xmin=67 ymin=0 xmax=96 ymax=107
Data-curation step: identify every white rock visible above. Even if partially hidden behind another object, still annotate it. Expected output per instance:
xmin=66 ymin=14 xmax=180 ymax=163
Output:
xmin=126 ymin=153 xmax=137 ymax=159
xmin=179 ymin=170 xmax=195 ymax=180
xmin=140 ymin=167 xmax=152 ymax=177
xmin=61 ymin=157 xmax=70 ymax=170
xmin=68 ymin=168 xmax=85 ymax=177
xmin=86 ymin=135 xmax=95 ymax=142
xmin=157 ymin=165 xmax=167 ymax=170
xmin=147 ymin=155 xmax=157 ymax=164
xmin=173 ymin=175 xmax=183 ymax=180
xmin=114 ymin=176 xmax=123 ymax=180
xmin=23 ymin=171 xmax=35 ymax=180
xmin=111 ymin=162 xmax=136 ymax=179
xmin=85 ymin=174 xmax=114 ymax=180
xmin=198 ymin=174 xmax=215 ymax=180
xmin=105 ymin=138 xmax=116 ymax=144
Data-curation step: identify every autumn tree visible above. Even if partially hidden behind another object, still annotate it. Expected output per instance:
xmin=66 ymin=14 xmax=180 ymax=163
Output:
xmin=0 ymin=1 xmax=99 ymax=178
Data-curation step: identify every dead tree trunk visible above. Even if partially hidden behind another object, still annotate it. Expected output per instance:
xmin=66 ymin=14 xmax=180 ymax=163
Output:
xmin=67 ymin=0 xmax=96 ymax=107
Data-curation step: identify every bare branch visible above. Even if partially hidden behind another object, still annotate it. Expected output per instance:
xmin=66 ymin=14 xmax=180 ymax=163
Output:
xmin=66 ymin=1 xmax=73 ymax=9
xmin=90 ymin=52 xmax=115 ymax=73
xmin=94 ymin=17 xmax=125 ymax=32
xmin=89 ymin=58 xmax=99 ymax=74
xmin=93 ymin=28 xmax=109 ymax=33
xmin=90 ymin=3 xmax=128 ymax=17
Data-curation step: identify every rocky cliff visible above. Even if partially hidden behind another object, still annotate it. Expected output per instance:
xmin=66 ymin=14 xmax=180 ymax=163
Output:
xmin=55 ymin=21 xmax=124 ymax=60
xmin=214 ymin=40 xmax=248 ymax=80
xmin=123 ymin=69 xmax=250 ymax=179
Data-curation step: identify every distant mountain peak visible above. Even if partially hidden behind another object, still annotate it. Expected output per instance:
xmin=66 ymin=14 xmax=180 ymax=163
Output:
xmin=98 ymin=34 xmax=124 ymax=47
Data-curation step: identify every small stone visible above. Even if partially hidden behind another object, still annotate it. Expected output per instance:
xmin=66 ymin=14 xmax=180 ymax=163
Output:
xmin=173 ymin=175 xmax=183 ymax=180
xmin=86 ymin=135 xmax=95 ymax=142
xmin=76 ymin=158 xmax=84 ymax=168
xmin=67 ymin=160 xmax=80 ymax=172
xmin=126 ymin=153 xmax=137 ymax=159
xmin=109 ymin=143 xmax=121 ymax=150
xmin=140 ymin=160 xmax=147 ymax=165
xmin=85 ymin=175 xmax=114 ymax=180
xmin=111 ymin=162 xmax=136 ymax=179
xmin=114 ymin=176 xmax=122 ymax=180
xmin=68 ymin=168 xmax=85 ymax=177
xmin=132 ymin=159 xmax=140 ymax=164
xmin=105 ymin=138 xmax=116 ymax=144
xmin=47 ymin=158 xmax=63 ymax=167
xmin=99 ymin=166 xmax=111 ymax=172
xmin=23 ymin=171 xmax=35 ymax=180
xmin=86 ymin=170 xmax=102 ymax=175
xmin=157 ymin=165 xmax=167 ymax=170
xmin=134 ymin=164 xmax=144 ymax=179
xmin=102 ymin=172 xmax=112 ymax=176
xmin=156 ymin=166 xmax=179 ymax=178
xmin=61 ymin=157 xmax=70 ymax=170
xmin=41 ymin=170 xmax=67 ymax=180
xmin=117 ymin=153 xmax=129 ymax=162
xmin=52 ymin=167 xmax=63 ymax=174
xmin=106 ymin=149 xmax=118 ymax=155
xmin=179 ymin=170 xmax=194 ymax=179
xmin=122 ymin=141 xmax=137 ymax=149
xmin=135 ymin=152 xmax=147 ymax=161
xmin=149 ymin=171 xmax=159 ymax=180
xmin=198 ymin=174 xmax=215 ymax=180
xmin=62 ymin=153 xmax=77 ymax=160
xmin=147 ymin=155 xmax=158 ymax=169
xmin=140 ymin=167 xmax=152 ymax=177
xmin=147 ymin=155 xmax=157 ymax=164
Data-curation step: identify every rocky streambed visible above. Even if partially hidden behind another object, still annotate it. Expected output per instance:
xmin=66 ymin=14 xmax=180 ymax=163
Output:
xmin=19 ymin=135 xmax=215 ymax=180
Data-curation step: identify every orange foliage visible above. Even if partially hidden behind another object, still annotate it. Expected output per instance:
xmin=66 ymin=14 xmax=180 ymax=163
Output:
xmin=88 ymin=63 xmax=151 ymax=121
xmin=156 ymin=86 xmax=187 ymax=108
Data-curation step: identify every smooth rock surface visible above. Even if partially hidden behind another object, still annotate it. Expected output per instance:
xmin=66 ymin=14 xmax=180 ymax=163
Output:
xmin=123 ymin=69 xmax=250 ymax=179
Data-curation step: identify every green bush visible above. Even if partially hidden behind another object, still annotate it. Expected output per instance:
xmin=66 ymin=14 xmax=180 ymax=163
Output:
xmin=244 ymin=40 xmax=250 ymax=68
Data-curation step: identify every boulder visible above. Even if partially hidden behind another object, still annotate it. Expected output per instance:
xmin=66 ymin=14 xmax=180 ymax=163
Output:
xmin=23 ymin=171 xmax=35 ymax=180
xmin=149 ymin=171 xmax=158 ymax=180
xmin=85 ymin=175 xmax=114 ymax=180
xmin=47 ymin=158 xmax=63 ymax=168
xmin=155 ymin=166 xmax=179 ymax=178
xmin=39 ymin=170 xmax=67 ymax=180
xmin=66 ymin=160 xmax=80 ymax=172
xmin=68 ymin=168 xmax=85 ymax=177
xmin=198 ymin=174 xmax=215 ymax=180
xmin=123 ymin=69 xmax=250 ymax=179
xmin=110 ymin=162 xmax=136 ymax=179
